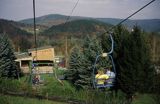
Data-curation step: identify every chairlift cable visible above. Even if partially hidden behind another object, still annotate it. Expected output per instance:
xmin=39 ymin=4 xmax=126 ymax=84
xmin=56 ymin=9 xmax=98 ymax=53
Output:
xmin=93 ymin=0 xmax=156 ymax=89
xmin=63 ymin=0 xmax=80 ymax=68
xmin=104 ymin=0 xmax=156 ymax=33
xmin=64 ymin=0 xmax=80 ymax=25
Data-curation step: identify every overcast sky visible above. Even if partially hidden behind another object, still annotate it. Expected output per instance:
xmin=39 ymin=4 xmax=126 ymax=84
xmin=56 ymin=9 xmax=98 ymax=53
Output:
xmin=0 ymin=0 xmax=160 ymax=21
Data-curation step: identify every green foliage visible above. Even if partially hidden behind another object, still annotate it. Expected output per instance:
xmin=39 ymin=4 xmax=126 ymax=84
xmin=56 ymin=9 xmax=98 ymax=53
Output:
xmin=152 ymin=73 xmax=160 ymax=104
xmin=153 ymin=73 xmax=160 ymax=94
xmin=40 ymin=76 xmax=75 ymax=98
xmin=39 ymin=75 xmax=128 ymax=104
xmin=1 ymin=74 xmax=155 ymax=104
xmin=131 ymin=94 xmax=157 ymax=104
xmin=109 ymin=25 xmax=155 ymax=98
xmin=0 ymin=78 xmax=32 ymax=93
xmin=41 ymin=19 xmax=111 ymax=37
xmin=43 ymin=82 xmax=73 ymax=98
xmin=0 ymin=33 xmax=19 ymax=78
xmin=73 ymin=90 xmax=127 ymax=104
xmin=18 ymin=36 xmax=32 ymax=52
xmin=0 ymin=19 xmax=33 ymax=52
xmin=129 ymin=26 xmax=154 ymax=93
xmin=147 ymin=32 xmax=160 ymax=63
xmin=0 ymin=19 xmax=32 ymax=36
xmin=0 ymin=95 xmax=67 ymax=104
xmin=0 ymin=95 xmax=9 ymax=104
xmin=66 ymin=35 xmax=112 ymax=89
xmin=65 ymin=46 xmax=82 ymax=88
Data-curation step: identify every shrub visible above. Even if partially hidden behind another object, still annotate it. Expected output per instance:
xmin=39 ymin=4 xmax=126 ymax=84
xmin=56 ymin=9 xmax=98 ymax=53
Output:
xmin=0 ymin=78 xmax=32 ymax=93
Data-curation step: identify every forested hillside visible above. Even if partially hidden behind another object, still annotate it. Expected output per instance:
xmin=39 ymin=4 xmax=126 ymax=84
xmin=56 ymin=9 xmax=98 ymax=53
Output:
xmin=0 ymin=19 xmax=34 ymax=52
xmin=0 ymin=18 xmax=160 ymax=63
xmin=97 ymin=18 xmax=160 ymax=32
xmin=20 ymin=14 xmax=160 ymax=32
xmin=0 ymin=19 xmax=112 ymax=55
xmin=38 ymin=19 xmax=112 ymax=55
xmin=20 ymin=14 xmax=89 ymax=27
xmin=0 ymin=19 xmax=32 ymax=36
xmin=41 ymin=19 xmax=112 ymax=38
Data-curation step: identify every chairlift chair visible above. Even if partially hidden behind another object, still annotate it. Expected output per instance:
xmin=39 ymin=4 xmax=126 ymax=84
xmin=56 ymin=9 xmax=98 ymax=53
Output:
xmin=92 ymin=33 xmax=116 ymax=89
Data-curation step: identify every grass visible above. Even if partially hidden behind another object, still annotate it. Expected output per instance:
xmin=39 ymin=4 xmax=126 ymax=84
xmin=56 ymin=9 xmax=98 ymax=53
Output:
xmin=0 ymin=78 xmax=32 ymax=93
xmin=40 ymin=76 xmax=75 ymax=98
xmin=0 ymin=95 xmax=67 ymax=104
xmin=0 ymin=73 xmax=128 ymax=104
xmin=132 ymin=94 xmax=157 ymax=104
xmin=38 ymin=72 xmax=128 ymax=104
xmin=37 ymin=73 xmax=128 ymax=104
xmin=1 ymin=72 xmax=158 ymax=104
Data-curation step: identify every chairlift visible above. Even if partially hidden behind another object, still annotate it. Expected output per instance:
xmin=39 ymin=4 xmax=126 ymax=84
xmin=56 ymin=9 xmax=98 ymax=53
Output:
xmin=31 ymin=61 xmax=46 ymax=85
xmin=92 ymin=33 xmax=116 ymax=89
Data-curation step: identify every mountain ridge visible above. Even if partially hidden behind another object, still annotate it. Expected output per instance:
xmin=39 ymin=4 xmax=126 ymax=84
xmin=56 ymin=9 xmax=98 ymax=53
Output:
xmin=41 ymin=19 xmax=112 ymax=38
xmin=19 ymin=14 xmax=160 ymax=32
xmin=19 ymin=14 xmax=91 ymax=27
xmin=0 ymin=19 xmax=32 ymax=36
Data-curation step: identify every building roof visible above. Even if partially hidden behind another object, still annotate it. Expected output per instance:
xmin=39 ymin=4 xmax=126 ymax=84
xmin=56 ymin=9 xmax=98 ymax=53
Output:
xmin=15 ymin=52 xmax=32 ymax=61
xmin=28 ymin=46 xmax=53 ymax=52
xmin=15 ymin=46 xmax=54 ymax=61
xmin=15 ymin=52 xmax=30 ymax=59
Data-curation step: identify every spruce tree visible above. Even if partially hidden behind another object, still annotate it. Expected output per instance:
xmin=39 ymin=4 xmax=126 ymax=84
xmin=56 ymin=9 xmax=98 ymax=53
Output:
xmin=65 ymin=46 xmax=82 ymax=88
xmin=66 ymin=35 xmax=112 ymax=89
xmin=114 ymin=26 xmax=137 ymax=98
xmin=129 ymin=26 xmax=155 ymax=93
xmin=0 ymin=33 xmax=18 ymax=78
xmin=108 ymin=25 xmax=155 ymax=99
xmin=79 ymin=36 xmax=103 ymax=89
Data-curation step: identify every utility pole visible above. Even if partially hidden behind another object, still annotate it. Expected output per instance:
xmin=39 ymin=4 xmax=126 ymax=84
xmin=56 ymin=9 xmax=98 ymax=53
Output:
xmin=65 ymin=36 xmax=68 ymax=68
xmin=152 ymin=35 xmax=156 ymax=62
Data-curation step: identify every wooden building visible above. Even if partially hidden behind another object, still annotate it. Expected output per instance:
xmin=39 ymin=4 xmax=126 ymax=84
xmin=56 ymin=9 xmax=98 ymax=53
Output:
xmin=15 ymin=46 xmax=55 ymax=74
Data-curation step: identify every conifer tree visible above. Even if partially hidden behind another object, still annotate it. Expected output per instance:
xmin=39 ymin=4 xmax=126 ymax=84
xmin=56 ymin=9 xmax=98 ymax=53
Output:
xmin=0 ymin=33 xmax=18 ymax=78
xmin=78 ymin=36 xmax=104 ymax=89
xmin=66 ymin=36 xmax=111 ymax=89
xmin=65 ymin=46 xmax=82 ymax=87
xmin=129 ymin=26 xmax=155 ymax=93
xmin=106 ymin=25 xmax=155 ymax=99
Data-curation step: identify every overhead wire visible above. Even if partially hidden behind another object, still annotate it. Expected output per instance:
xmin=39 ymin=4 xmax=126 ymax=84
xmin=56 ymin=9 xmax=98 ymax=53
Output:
xmin=93 ymin=0 xmax=156 ymax=88
xmin=32 ymin=0 xmax=156 ymax=55
xmin=63 ymin=0 xmax=80 ymax=69
xmin=105 ymin=0 xmax=156 ymax=33
xmin=31 ymin=0 xmax=156 ymax=86
xmin=64 ymin=0 xmax=80 ymax=25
